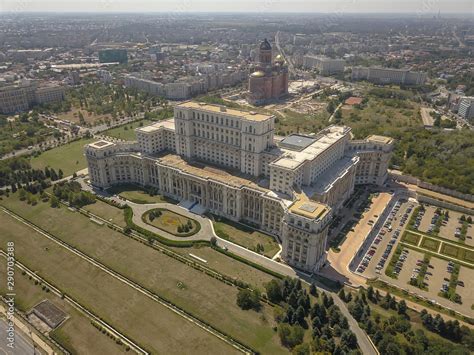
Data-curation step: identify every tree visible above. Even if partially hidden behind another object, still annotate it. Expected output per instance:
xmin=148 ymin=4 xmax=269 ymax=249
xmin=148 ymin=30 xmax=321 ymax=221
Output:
xmin=291 ymin=343 xmax=310 ymax=355
xmin=338 ymin=288 xmax=346 ymax=302
xmin=397 ymin=300 xmax=407 ymax=315
xmin=277 ymin=324 xmax=304 ymax=349
xmin=18 ymin=188 xmax=27 ymax=201
xmin=265 ymin=279 xmax=283 ymax=303
xmin=236 ymin=289 xmax=261 ymax=311
xmin=309 ymin=283 xmax=318 ymax=297
xmin=340 ymin=330 xmax=358 ymax=349
xmin=210 ymin=236 xmax=217 ymax=247
xmin=50 ymin=195 xmax=60 ymax=208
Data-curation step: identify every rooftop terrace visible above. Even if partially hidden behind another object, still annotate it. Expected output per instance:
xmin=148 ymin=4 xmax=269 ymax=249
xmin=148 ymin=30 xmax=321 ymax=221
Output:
xmin=178 ymin=101 xmax=273 ymax=122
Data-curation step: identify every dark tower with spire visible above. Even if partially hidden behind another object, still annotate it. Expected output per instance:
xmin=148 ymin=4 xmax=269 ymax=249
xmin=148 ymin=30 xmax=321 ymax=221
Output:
xmin=259 ymin=38 xmax=272 ymax=65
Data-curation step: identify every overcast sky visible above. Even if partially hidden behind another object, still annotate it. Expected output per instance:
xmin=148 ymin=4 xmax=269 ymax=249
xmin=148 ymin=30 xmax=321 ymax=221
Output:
xmin=0 ymin=0 xmax=473 ymax=14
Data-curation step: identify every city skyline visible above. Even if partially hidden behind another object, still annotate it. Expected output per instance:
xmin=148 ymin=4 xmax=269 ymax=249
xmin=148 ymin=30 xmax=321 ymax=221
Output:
xmin=1 ymin=0 xmax=473 ymax=14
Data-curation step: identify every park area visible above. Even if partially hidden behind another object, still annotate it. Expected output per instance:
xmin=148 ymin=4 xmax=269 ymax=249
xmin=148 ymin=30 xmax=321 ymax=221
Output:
xmin=30 ymin=137 xmax=94 ymax=177
xmin=213 ymin=217 xmax=280 ymax=258
xmin=143 ymin=208 xmax=200 ymax=236
xmin=0 ymin=193 xmax=288 ymax=354
xmin=103 ymin=119 xmax=153 ymax=141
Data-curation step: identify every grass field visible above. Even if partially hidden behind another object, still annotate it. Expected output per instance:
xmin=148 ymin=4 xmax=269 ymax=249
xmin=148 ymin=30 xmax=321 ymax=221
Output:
xmin=69 ymin=198 xmax=276 ymax=289
xmin=107 ymin=184 xmax=175 ymax=204
xmin=213 ymin=218 xmax=280 ymax=258
xmin=83 ymin=200 xmax=127 ymax=227
xmin=0 ymin=207 xmax=237 ymax=355
xmin=144 ymin=209 xmax=199 ymax=236
xmin=103 ymin=120 xmax=153 ymax=141
xmin=0 ymin=262 xmax=128 ymax=354
xmin=30 ymin=138 xmax=94 ymax=177
xmin=440 ymin=244 xmax=474 ymax=264
xmin=0 ymin=195 xmax=287 ymax=354
xmin=402 ymin=231 xmax=421 ymax=246
xmin=420 ymin=237 xmax=441 ymax=252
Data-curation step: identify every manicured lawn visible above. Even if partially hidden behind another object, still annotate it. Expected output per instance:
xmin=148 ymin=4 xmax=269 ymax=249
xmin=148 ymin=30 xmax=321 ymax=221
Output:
xmin=103 ymin=120 xmax=153 ymax=141
xmin=420 ymin=237 xmax=440 ymax=252
xmin=143 ymin=209 xmax=199 ymax=236
xmin=107 ymin=184 xmax=175 ymax=204
xmin=0 ymin=206 xmax=237 ymax=355
xmin=440 ymin=244 xmax=474 ymax=264
xmin=30 ymin=138 xmax=94 ymax=177
xmin=0 ymin=195 xmax=287 ymax=354
xmin=170 ymin=245 xmax=276 ymax=290
xmin=83 ymin=200 xmax=127 ymax=228
xmin=0 ymin=263 xmax=128 ymax=355
xmin=402 ymin=231 xmax=421 ymax=246
xmin=213 ymin=218 xmax=280 ymax=258
xmin=442 ymin=243 xmax=461 ymax=259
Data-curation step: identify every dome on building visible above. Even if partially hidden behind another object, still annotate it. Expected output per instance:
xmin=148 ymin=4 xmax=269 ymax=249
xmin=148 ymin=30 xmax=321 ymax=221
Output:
xmin=260 ymin=38 xmax=272 ymax=51
xmin=274 ymin=54 xmax=284 ymax=63
xmin=250 ymin=70 xmax=265 ymax=78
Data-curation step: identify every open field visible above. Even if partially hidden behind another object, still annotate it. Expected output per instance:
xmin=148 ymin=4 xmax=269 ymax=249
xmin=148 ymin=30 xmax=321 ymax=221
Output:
xmin=0 ymin=195 xmax=287 ymax=354
xmin=0 ymin=209 xmax=236 ymax=355
xmin=103 ymin=120 xmax=153 ymax=141
xmin=144 ymin=208 xmax=199 ymax=236
xmin=82 ymin=199 xmax=127 ymax=228
xmin=72 ymin=198 xmax=276 ymax=289
xmin=213 ymin=218 xmax=280 ymax=258
xmin=0 ymin=262 xmax=128 ymax=354
xmin=170 ymin=245 xmax=276 ymax=290
xmin=30 ymin=138 xmax=94 ymax=176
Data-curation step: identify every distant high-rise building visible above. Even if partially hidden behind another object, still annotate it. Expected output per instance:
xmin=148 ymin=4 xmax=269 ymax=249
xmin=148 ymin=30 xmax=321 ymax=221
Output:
xmin=303 ymin=55 xmax=345 ymax=75
xmin=247 ymin=39 xmax=289 ymax=106
xmin=98 ymin=49 xmax=128 ymax=64
xmin=458 ymin=97 xmax=474 ymax=121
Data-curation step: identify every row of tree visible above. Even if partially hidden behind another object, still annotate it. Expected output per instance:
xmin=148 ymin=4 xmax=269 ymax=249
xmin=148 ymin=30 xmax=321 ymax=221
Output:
xmin=345 ymin=286 xmax=473 ymax=354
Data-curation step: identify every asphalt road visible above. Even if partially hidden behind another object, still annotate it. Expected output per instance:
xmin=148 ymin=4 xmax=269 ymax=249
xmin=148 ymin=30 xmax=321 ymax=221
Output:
xmin=0 ymin=318 xmax=37 ymax=355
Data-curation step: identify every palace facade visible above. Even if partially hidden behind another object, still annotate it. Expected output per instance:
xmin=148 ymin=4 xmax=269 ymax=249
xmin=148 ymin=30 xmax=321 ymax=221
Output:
xmin=85 ymin=101 xmax=393 ymax=272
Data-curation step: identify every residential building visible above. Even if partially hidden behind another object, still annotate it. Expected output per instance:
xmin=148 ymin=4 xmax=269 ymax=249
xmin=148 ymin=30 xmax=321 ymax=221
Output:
xmin=303 ymin=56 xmax=345 ymax=75
xmin=351 ymin=66 xmax=427 ymax=85
xmin=458 ymin=97 xmax=474 ymax=121
xmin=0 ymin=81 xmax=65 ymax=114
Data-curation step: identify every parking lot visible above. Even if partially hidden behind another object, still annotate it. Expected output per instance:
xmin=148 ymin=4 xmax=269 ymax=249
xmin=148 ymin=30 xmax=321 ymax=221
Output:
xmin=456 ymin=267 xmax=474 ymax=308
xmin=439 ymin=210 xmax=474 ymax=247
xmin=416 ymin=205 xmax=441 ymax=235
xmin=355 ymin=199 xmax=415 ymax=278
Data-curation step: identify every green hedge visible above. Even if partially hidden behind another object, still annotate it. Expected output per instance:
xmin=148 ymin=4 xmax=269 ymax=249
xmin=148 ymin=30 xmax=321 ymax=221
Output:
xmin=124 ymin=206 xmax=209 ymax=248
xmin=142 ymin=208 xmax=201 ymax=237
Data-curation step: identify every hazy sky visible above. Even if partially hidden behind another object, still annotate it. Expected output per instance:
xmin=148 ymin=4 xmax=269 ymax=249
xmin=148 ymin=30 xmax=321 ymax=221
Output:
xmin=0 ymin=0 xmax=473 ymax=14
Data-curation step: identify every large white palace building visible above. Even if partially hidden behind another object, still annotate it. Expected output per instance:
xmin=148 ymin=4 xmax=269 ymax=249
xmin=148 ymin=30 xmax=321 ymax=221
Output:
xmin=85 ymin=101 xmax=393 ymax=272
